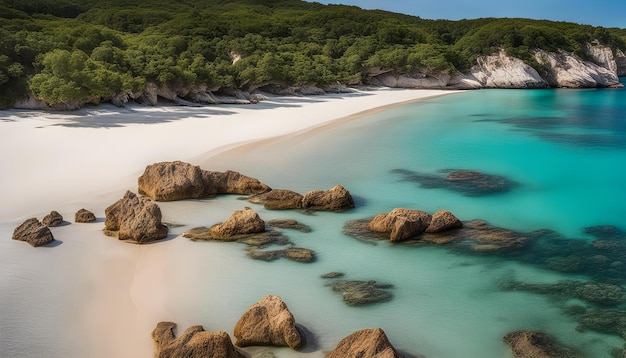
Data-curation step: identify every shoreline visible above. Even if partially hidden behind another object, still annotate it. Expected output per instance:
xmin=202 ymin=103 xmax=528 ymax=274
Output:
xmin=0 ymin=88 xmax=463 ymax=358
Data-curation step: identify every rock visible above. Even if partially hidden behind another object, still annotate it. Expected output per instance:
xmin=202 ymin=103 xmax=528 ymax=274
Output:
xmin=471 ymin=49 xmax=548 ymax=88
xmin=246 ymin=248 xmax=284 ymax=261
xmin=577 ymin=309 xmax=626 ymax=338
xmin=615 ymin=49 xmax=626 ymax=77
xmin=501 ymin=280 xmax=625 ymax=307
xmin=331 ymin=280 xmax=393 ymax=306
xmin=283 ymin=247 xmax=315 ymax=262
xmin=138 ymin=161 xmax=270 ymax=201
xmin=42 ymin=211 xmax=63 ymax=227
xmin=321 ymin=272 xmax=345 ymax=279
xmin=326 ymin=328 xmax=402 ymax=358
xmin=425 ymin=210 xmax=462 ymax=233
xmin=209 ymin=207 xmax=266 ymax=241
xmin=152 ymin=321 xmax=245 ymax=358
xmin=267 ymin=219 xmax=311 ymax=233
xmin=103 ymin=191 xmax=168 ymax=244
xmin=301 ymin=185 xmax=355 ymax=211
xmin=138 ymin=161 xmax=209 ymax=201
xmin=503 ymin=330 xmax=583 ymax=358
xmin=367 ymin=208 xmax=432 ymax=242
xmin=249 ymin=189 xmax=304 ymax=210
xmin=392 ymin=168 xmax=515 ymax=196
xmin=204 ymin=170 xmax=271 ymax=195
xmin=234 ymin=295 xmax=303 ymax=350
xmin=12 ymin=218 xmax=54 ymax=247
xmin=75 ymin=208 xmax=96 ymax=223
xmin=585 ymin=43 xmax=618 ymax=74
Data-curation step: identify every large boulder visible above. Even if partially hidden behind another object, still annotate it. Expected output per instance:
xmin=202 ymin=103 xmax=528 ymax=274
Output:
xmin=138 ymin=161 xmax=209 ymax=201
xmin=301 ymin=185 xmax=355 ymax=211
xmin=503 ymin=331 xmax=583 ymax=358
xmin=326 ymin=328 xmax=402 ymax=358
xmin=75 ymin=208 xmax=96 ymax=223
xmin=209 ymin=207 xmax=265 ymax=241
xmin=103 ymin=191 xmax=168 ymax=244
xmin=425 ymin=210 xmax=462 ymax=233
xmin=233 ymin=295 xmax=302 ymax=350
xmin=367 ymin=208 xmax=432 ymax=242
xmin=12 ymin=218 xmax=54 ymax=247
xmin=138 ymin=161 xmax=270 ymax=201
xmin=152 ymin=321 xmax=245 ymax=358
xmin=42 ymin=210 xmax=63 ymax=227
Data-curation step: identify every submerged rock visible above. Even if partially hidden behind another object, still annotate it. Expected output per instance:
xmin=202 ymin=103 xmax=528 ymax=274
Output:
xmin=392 ymin=168 xmax=516 ymax=196
xmin=74 ymin=208 xmax=96 ymax=223
xmin=501 ymin=280 xmax=625 ymax=307
xmin=12 ymin=218 xmax=54 ymax=247
xmin=330 ymin=280 xmax=393 ymax=306
xmin=103 ymin=191 xmax=168 ymax=244
xmin=42 ymin=211 xmax=63 ymax=227
xmin=247 ymin=247 xmax=315 ymax=263
xmin=152 ymin=321 xmax=245 ymax=358
xmin=267 ymin=219 xmax=311 ymax=233
xmin=577 ymin=309 xmax=626 ymax=338
xmin=327 ymin=328 xmax=402 ymax=358
xmin=234 ymin=295 xmax=303 ymax=349
xmin=425 ymin=210 xmax=463 ymax=233
xmin=503 ymin=330 xmax=583 ymax=358
xmin=138 ymin=161 xmax=270 ymax=201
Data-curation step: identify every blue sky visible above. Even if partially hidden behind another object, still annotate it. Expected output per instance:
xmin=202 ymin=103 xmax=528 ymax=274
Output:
xmin=307 ymin=1 xmax=626 ymax=28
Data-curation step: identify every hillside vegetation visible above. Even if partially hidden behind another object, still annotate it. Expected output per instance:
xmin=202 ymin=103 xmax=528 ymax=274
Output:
xmin=1 ymin=0 xmax=625 ymax=107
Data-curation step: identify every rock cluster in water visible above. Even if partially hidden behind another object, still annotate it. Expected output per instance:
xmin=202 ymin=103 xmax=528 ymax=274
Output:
xmin=392 ymin=168 xmax=516 ymax=196
xmin=153 ymin=295 xmax=405 ymax=357
xmin=249 ymin=185 xmax=355 ymax=212
xmin=183 ymin=207 xmax=316 ymax=263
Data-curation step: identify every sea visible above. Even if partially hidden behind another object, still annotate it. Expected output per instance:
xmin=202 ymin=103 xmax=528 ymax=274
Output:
xmin=183 ymin=79 xmax=626 ymax=357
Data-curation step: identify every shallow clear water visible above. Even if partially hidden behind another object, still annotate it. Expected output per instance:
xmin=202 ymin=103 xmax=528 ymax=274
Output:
xmin=189 ymin=81 xmax=626 ymax=357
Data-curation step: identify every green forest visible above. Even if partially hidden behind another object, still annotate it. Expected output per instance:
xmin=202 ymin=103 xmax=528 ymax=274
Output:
xmin=1 ymin=0 xmax=625 ymax=108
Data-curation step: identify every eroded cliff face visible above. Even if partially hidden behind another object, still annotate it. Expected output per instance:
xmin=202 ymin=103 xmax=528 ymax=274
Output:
xmin=534 ymin=48 xmax=620 ymax=88
xmin=469 ymin=50 xmax=548 ymax=88
xmin=368 ymin=43 xmax=623 ymax=90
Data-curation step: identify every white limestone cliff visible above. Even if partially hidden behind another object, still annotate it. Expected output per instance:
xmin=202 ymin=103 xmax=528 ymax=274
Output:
xmin=534 ymin=49 xmax=620 ymax=88
xmin=470 ymin=50 xmax=548 ymax=88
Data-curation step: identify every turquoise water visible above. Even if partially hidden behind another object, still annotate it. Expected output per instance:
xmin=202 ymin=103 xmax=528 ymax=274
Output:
xmin=195 ymin=81 xmax=626 ymax=357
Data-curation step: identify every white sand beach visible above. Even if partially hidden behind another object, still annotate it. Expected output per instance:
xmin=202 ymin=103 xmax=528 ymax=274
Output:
xmin=0 ymin=88 xmax=461 ymax=358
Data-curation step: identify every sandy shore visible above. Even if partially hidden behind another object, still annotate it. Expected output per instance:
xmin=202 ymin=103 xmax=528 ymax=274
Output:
xmin=0 ymin=88 xmax=461 ymax=358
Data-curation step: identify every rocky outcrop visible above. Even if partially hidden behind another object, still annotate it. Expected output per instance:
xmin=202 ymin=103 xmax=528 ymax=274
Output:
xmin=615 ymin=49 xmax=626 ymax=77
xmin=152 ymin=322 xmax=245 ymax=358
xmin=42 ymin=211 xmax=63 ymax=227
xmin=12 ymin=218 xmax=54 ymax=247
xmin=471 ymin=49 xmax=548 ymax=88
xmin=367 ymin=208 xmax=433 ymax=242
xmin=503 ymin=331 xmax=583 ymax=358
xmin=326 ymin=328 xmax=402 ymax=358
xmin=103 ymin=191 xmax=168 ymax=244
xmin=138 ymin=161 xmax=270 ymax=201
xmin=586 ymin=43 xmax=618 ymax=73
xmin=208 ymin=207 xmax=266 ymax=241
xmin=577 ymin=309 xmax=626 ymax=338
xmin=233 ymin=295 xmax=303 ymax=350
xmin=74 ymin=209 xmax=96 ymax=223
xmin=301 ymin=185 xmax=355 ymax=211
xmin=535 ymin=49 xmax=620 ymax=88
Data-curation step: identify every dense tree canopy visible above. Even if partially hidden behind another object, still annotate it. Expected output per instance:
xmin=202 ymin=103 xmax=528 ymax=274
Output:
xmin=0 ymin=0 xmax=624 ymax=107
